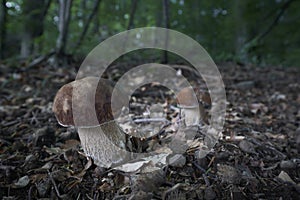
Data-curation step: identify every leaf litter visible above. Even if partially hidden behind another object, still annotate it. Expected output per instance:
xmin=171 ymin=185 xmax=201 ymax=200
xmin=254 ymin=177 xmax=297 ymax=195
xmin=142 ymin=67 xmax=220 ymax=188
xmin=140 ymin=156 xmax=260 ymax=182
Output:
xmin=0 ymin=62 xmax=299 ymax=199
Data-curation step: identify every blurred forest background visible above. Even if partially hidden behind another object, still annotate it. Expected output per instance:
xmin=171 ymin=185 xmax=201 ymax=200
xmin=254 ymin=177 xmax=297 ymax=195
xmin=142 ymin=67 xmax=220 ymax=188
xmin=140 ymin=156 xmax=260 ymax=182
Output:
xmin=0 ymin=0 xmax=299 ymax=67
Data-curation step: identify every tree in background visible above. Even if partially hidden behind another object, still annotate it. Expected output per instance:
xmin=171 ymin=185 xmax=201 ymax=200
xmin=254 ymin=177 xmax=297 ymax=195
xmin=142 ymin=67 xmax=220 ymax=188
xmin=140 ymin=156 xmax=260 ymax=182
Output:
xmin=21 ymin=0 xmax=49 ymax=58
xmin=1 ymin=0 xmax=299 ymax=66
xmin=161 ymin=0 xmax=170 ymax=64
xmin=55 ymin=0 xmax=72 ymax=65
xmin=73 ymin=0 xmax=102 ymax=53
xmin=127 ymin=0 xmax=138 ymax=30
xmin=0 ymin=0 xmax=7 ymax=59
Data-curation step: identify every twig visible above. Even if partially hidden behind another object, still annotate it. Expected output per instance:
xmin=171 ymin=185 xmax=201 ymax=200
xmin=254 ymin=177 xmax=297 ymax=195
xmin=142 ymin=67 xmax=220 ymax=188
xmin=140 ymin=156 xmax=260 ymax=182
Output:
xmin=28 ymin=185 xmax=35 ymax=200
xmin=256 ymin=0 xmax=295 ymax=42
xmin=207 ymin=156 xmax=215 ymax=168
xmin=48 ymin=170 xmax=64 ymax=199
xmin=202 ymin=174 xmax=210 ymax=186
xmin=85 ymin=194 xmax=93 ymax=200
xmin=113 ymin=194 xmax=131 ymax=200
xmin=133 ymin=118 xmax=170 ymax=123
xmin=27 ymin=51 xmax=55 ymax=69
xmin=192 ymin=161 xmax=217 ymax=179
xmin=192 ymin=161 xmax=206 ymax=173
xmin=72 ymin=0 xmax=102 ymax=53
xmin=261 ymin=162 xmax=279 ymax=171
xmin=254 ymin=171 xmax=267 ymax=186
xmin=225 ymin=135 xmax=245 ymax=141
xmin=1 ymin=120 xmax=20 ymax=127
xmin=162 ymin=183 xmax=185 ymax=200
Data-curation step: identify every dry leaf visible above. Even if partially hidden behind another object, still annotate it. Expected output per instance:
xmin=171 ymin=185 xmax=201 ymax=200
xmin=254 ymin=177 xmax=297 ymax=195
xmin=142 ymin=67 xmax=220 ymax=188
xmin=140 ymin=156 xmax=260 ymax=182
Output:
xmin=13 ymin=175 xmax=30 ymax=188
xmin=278 ymin=171 xmax=296 ymax=184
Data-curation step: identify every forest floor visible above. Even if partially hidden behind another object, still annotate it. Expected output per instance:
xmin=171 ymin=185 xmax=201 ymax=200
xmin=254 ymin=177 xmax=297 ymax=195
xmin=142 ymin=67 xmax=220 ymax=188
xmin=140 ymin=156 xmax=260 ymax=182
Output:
xmin=0 ymin=62 xmax=299 ymax=199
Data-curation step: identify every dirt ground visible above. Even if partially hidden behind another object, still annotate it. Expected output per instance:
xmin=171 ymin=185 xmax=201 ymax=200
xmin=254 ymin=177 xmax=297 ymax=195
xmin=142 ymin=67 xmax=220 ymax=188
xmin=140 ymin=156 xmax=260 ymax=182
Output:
xmin=0 ymin=62 xmax=299 ymax=199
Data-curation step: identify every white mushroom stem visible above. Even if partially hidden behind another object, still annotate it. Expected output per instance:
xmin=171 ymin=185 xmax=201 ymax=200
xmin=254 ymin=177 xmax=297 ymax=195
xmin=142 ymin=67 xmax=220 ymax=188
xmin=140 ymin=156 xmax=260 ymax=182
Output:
xmin=180 ymin=106 xmax=201 ymax=126
xmin=177 ymin=86 xmax=207 ymax=126
xmin=78 ymin=121 xmax=131 ymax=168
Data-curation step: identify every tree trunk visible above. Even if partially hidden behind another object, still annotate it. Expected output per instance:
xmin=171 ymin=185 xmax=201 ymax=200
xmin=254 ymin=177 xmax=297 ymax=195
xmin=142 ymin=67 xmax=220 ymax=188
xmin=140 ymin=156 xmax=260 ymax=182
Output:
xmin=21 ymin=0 xmax=46 ymax=59
xmin=127 ymin=0 xmax=138 ymax=30
xmin=161 ymin=0 xmax=170 ymax=64
xmin=254 ymin=0 xmax=295 ymax=42
xmin=0 ymin=0 xmax=7 ymax=59
xmin=233 ymin=0 xmax=248 ymax=63
xmin=238 ymin=0 xmax=295 ymax=63
xmin=42 ymin=0 xmax=52 ymax=22
xmin=34 ymin=0 xmax=52 ymax=55
xmin=56 ymin=0 xmax=73 ymax=58
xmin=92 ymin=13 xmax=100 ymax=35
xmin=21 ymin=33 xmax=33 ymax=59
xmin=155 ymin=1 xmax=163 ymax=27
xmin=81 ymin=0 xmax=86 ymax=11
xmin=73 ymin=0 xmax=101 ymax=53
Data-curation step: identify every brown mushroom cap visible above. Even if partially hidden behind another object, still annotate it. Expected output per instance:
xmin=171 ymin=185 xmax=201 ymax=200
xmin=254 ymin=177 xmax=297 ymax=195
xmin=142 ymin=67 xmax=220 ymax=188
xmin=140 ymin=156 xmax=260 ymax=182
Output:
xmin=53 ymin=77 xmax=126 ymax=127
xmin=177 ymin=87 xmax=198 ymax=107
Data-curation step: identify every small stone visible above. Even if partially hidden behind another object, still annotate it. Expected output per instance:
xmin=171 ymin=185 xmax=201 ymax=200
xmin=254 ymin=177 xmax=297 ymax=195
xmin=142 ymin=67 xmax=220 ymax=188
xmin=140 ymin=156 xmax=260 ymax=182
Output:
xmin=215 ymin=151 xmax=230 ymax=161
xmin=195 ymin=146 xmax=210 ymax=159
xmin=296 ymin=127 xmax=300 ymax=143
xmin=234 ymin=81 xmax=255 ymax=89
xmin=280 ymin=160 xmax=297 ymax=169
xmin=296 ymin=129 xmax=300 ymax=153
xmin=168 ymin=154 xmax=186 ymax=168
xmin=239 ymin=140 xmax=256 ymax=154
xmin=278 ymin=171 xmax=296 ymax=184
xmin=286 ymin=123 xmax=296 ymax=130
xmin=37 ymin=178 xmax=51 ymax=197
xmin=295 ymin=127 xmax=300 ymax=134
xmin=270 ymin=92 xmax=286 ymax=101
xmin=131 ymin=169 xmax=165 ymax=192
xmin=13 ymin=176 xmax=30 ymax=188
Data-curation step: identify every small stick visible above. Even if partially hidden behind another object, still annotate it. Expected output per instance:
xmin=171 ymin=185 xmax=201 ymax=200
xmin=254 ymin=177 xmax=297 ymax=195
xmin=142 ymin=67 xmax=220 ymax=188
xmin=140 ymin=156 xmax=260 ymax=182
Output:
xmin=162 ymin=183 xmax=185 ymax=200
xmin=133 ymin=118 xmax=170 ymax=123
xmin=208 ymin=156 xmax=215 ymax=168
xmin=225 ymin=135 xmax=245 ymax=141
xmin=202 ymin=174 xmax=210 ymax=186
xmin=192 ymin=161 xmax=217 ymax=179
xmin=48 ymin=170 xmax=64 ymax=198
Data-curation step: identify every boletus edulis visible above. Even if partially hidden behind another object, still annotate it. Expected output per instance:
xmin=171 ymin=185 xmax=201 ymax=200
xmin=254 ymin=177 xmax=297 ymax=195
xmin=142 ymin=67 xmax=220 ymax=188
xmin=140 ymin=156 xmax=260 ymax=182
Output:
xmin=53 ymin=77 xmax=132 ymax=168
xmin=177 ymin=86 xmax=207 ymax=126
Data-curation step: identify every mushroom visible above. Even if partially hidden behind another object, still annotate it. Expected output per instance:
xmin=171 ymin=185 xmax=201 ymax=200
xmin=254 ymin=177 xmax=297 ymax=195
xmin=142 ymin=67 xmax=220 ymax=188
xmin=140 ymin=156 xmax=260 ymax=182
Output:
xmin=177 ymin=86 xmax=206 ymax=126
xmin=53 ymin=77 xmax=132 ymax=168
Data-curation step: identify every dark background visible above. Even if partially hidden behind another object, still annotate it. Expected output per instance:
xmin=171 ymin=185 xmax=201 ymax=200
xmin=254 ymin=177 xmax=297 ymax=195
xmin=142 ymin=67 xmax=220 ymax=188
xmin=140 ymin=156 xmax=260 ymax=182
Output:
xmin=0 ymin=0 xmax=299 ymax=67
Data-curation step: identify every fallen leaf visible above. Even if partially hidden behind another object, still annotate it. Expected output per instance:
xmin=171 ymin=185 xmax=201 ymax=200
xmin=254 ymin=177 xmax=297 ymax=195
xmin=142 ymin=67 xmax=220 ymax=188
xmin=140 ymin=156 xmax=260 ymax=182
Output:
xmin=13 ymin=175 xmax=30 ymax=188
xmin=278 ymin=171 xmax=296 ymax=184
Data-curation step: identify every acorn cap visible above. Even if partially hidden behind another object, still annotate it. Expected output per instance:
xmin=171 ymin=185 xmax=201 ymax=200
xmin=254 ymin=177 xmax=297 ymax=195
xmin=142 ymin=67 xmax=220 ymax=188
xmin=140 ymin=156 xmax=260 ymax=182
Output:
xmin=177 ymin=87 xmax=198 ymax=107
xmin=53 ymin=77 xmax=126 ymax=127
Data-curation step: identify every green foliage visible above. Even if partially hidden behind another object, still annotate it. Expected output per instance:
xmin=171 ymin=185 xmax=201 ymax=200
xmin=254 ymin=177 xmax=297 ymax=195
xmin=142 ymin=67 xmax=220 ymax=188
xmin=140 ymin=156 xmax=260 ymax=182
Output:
xmin=2 ymin=0 xmax=300 ymax=66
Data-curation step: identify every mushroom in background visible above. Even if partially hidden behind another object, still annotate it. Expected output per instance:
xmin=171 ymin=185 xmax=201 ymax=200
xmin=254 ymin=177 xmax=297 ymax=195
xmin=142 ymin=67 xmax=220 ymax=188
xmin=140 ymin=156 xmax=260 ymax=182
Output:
xmin=177 ymin=86 xmax=207 ymax=127
xmin=53 ymin=77 xmax=132 ymax=168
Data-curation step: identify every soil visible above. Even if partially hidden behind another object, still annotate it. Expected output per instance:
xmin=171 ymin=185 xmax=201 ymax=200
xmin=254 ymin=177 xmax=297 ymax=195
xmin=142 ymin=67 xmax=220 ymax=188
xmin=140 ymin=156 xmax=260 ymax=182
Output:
xmin=0 ymin=62 xmax=299 ymax=199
